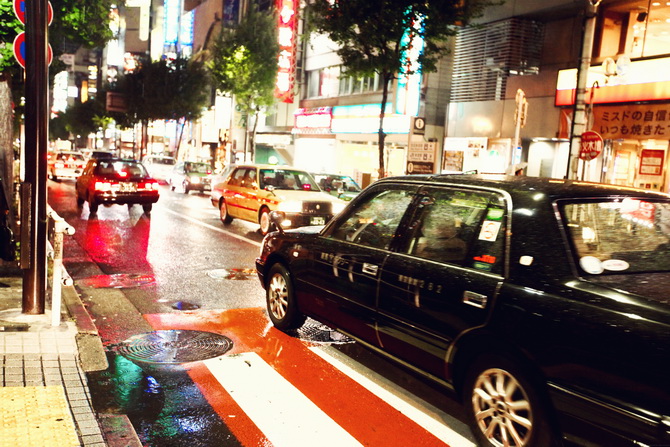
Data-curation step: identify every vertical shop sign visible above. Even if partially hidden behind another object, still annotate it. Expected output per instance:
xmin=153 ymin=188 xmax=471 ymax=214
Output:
xmin=639 ymin=149 xmax=665 ymax=176
xmin=275 ymin=0 xmax=297 ymax=103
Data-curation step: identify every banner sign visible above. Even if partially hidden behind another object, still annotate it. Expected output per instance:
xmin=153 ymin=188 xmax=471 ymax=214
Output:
xmin=592 ymin=104 xmax=670 ymax=140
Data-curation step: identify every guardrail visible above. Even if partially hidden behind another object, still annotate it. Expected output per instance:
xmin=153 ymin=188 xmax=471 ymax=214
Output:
xmin=47 ymin=205 xmax=75 ymax=326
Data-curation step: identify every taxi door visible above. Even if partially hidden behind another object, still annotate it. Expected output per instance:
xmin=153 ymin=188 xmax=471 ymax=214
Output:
xmin=376 ymin=186 xmax=508 ymax=379
xmin=298 ymin=184 xmax=417 ymax=345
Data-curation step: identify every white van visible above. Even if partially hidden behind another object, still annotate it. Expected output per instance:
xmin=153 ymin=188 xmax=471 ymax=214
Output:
xmin=142 ymin=155 xmax=176 ymax=183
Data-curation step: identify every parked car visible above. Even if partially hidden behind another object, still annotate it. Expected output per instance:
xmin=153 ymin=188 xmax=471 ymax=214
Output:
xmin=256 ymin=174 xmax=670 ymax=447
xmin=142 ymin=155 xmax=176 ymax=184
xmin=75 ymin=158 xmax=160 ymax=215
xmin=312 ymin=173 xmax=362 ymax=201
xmin=48 ymin=151 xmax=86 ymax=181
xmin=168 ymin=161 xmax=213 ymax=194
xmin=211 ymin=164 xmax=347 ymax=235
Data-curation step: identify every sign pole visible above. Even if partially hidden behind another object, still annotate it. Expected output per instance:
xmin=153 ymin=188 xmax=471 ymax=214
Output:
xmin=22 ymin=0 xmax=50 ymax=314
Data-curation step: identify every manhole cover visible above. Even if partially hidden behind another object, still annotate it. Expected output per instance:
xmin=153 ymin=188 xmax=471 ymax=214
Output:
xmin=114 ymin=330 xmax=233 ymax=364
xmin=207 ymin=268 xmax=257 ymax=280
xmin=171 ymin=301 xmax=200 ymax=310
xmin=287 ymin=319 xmax=353 ymax=344
xmin=79 ymin=273 xmax=156 ymax=289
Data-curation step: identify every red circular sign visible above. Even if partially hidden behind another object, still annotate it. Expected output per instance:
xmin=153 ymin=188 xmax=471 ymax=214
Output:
xmin=13 ymin=0 xmax=53 ymax=25
xmin=13 ymin=32 xmax=53 ymax=68
xmin=13 ymin=32 xmax=25 ymax=68
xmin=579 ymin=130 xmax=604 ymax=161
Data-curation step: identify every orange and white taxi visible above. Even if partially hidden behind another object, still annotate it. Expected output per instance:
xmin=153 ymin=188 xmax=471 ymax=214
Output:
xmin=210 ymin=164 xmax=346 ymax=235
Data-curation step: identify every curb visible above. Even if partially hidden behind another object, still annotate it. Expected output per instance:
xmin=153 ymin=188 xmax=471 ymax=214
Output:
xmin=62 ymin=280 xmax=109 ymax=372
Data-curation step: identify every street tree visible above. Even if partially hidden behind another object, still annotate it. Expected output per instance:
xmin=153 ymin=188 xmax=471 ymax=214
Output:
xmin=207 ymin=4 xmax=279 ymax=161
xmin=305 ymin=0 xmax=500 ymax=178
xmin=112 ymin=55 xmax=210 ymax=159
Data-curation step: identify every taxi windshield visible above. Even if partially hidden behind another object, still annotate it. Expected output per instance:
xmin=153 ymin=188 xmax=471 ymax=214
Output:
xmin=561 ymin=198 xmax=670 ymax=274
xmin=260 ymin=169 xmax=320 ymax=191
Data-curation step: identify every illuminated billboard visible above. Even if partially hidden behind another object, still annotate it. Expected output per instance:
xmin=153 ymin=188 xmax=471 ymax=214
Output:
xmin=275 ymin=0 xmax=297 ymax=103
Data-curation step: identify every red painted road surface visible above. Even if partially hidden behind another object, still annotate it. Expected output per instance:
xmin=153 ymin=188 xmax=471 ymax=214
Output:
xmin=144 ymin=307 xmax=473 ymax=447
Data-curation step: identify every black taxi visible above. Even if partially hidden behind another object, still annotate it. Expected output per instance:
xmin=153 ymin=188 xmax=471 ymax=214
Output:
xmin=256 ymin=174 xmax=670 ymax=447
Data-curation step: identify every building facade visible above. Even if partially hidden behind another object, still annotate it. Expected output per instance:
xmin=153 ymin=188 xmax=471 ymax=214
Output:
xmin=447 ymin=0 xmax=670 ymax=191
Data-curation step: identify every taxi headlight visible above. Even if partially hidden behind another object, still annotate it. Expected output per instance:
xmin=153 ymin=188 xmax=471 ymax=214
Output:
xmin=278 ymin=200 xmax=302 ymax=213
xmin=332 ymin=200 xmax=347 ymax=215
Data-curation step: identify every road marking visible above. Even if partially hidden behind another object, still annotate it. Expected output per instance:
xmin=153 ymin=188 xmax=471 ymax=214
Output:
xmin=204 ymin=352 xmax=362 ymax=447
xmin=310 ymin=345 xmax=476 ymax=447
xmin=161 ymin=207 xmax=261 ymax=247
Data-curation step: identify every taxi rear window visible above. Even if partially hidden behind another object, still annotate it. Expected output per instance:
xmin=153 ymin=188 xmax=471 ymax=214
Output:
xmin=561 ymin=198 xmax=670 ymax=274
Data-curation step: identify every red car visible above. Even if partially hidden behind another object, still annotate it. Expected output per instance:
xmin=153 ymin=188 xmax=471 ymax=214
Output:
xmin=75 ymin=158 xmax=160 ymax=215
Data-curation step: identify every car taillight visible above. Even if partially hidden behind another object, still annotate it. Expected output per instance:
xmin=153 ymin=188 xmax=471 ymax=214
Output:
xmin=139 ymin=181 xmax=159 ymax=191
xmin=94 ymin=181 xmax=113 ymax=192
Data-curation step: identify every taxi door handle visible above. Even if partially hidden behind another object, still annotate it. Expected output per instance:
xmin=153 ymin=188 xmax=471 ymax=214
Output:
xmin=463 ymin=291 xmax=487 ymax=308
xmin=362 ymin=263 xmax=378 ymax=276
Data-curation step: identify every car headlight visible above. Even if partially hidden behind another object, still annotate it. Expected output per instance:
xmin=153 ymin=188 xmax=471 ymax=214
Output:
xmin=332 ymin=200 xmax=347 ymax=215
xmin=190 ymin=176 xmax=201 ymax=184
xmin=278 ymin=200 xmax=302 ymax=213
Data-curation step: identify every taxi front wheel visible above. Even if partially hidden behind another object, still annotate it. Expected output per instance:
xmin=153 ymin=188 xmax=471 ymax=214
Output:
xmin=266 ymin=264 xmax=306 ymax=331
xmin=259 ymin=208 xmax=274 ymax=235
xmin=463 ymin=354 xmax=558 ymax=447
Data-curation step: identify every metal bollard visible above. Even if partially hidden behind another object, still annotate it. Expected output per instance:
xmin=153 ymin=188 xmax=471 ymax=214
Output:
xmin=47 ymin=206 xmax=75 ymax=326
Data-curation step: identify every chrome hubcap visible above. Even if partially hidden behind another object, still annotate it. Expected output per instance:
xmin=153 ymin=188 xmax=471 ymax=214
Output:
xmin=472 ymin=368 xmax=533 ymax=447
xmin=268 ymin=274 xmax=288 ymax=319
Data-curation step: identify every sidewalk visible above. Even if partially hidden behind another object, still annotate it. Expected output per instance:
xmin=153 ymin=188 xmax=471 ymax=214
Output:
xmin=0 ymin=269 xmax=141 ymax=447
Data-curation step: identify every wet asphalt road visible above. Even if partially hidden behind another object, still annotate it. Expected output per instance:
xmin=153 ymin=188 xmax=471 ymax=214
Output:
xmin=47 ymin=179 xmax=476 ymax=447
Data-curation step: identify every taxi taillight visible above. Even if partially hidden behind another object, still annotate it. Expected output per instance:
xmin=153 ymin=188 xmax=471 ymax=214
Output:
xmin=139 ymin=181 xmax=159 ymax=191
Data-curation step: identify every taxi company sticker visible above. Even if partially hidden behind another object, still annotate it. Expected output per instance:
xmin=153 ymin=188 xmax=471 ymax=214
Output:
xmin=486 ymin=208 xmax=505 ymax=221
xmin=602 ymin=259 xmax=630 ymax=272
xmin=478 ymin=220 xmax=502 ymax=242
xmin=580 ymin=256 xmax=604 ymax=274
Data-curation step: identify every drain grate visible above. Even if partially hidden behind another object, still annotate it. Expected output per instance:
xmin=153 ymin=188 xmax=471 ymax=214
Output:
xmin=113 ymin=330 xmax=233 ymax=364
xmin=79 ymin=273 xmax=156 ymax=289
xmin=207 ymin=268 xmax=257 ymax=280
xmin=171 ymin=301 xmax=201 ymax=310
xmin=287 ymin=319 xmax=354 ymax=344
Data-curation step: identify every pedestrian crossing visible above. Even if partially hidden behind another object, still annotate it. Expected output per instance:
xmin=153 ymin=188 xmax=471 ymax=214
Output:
xmin=144 ymin=307 xmax=476 ymax=447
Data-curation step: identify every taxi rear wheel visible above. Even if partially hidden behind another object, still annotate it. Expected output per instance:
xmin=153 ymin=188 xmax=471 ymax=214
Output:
xmin=219 ymin=199 xmax=233 ymax=224
xmin=463 ymin=354 xmax=557 ymax=447
xmin=266 ymin=264 xmax=306 ymax=330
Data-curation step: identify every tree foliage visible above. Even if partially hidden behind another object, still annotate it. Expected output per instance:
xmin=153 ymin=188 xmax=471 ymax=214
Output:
xmin=114 ymin=55 xmax=210 ymax=125
xmin=305 ymin=0 xmax=500 ymax=177
xmin=110 ymin=55 xmax=210 ymax=157
xmin=208 ymin=4 xmax=279 ymax=159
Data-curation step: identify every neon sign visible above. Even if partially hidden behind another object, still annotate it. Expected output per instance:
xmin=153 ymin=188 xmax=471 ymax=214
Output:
xmin=275 ymin=0 xmax=297 ymax=103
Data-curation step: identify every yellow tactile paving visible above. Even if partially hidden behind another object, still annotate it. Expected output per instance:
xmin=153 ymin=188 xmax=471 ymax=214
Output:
xmin=0 ymin=386 xmax=79 ymax=447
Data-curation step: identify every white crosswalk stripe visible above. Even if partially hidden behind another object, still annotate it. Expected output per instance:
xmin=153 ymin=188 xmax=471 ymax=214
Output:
xmin=204 ymin=352 xmax=363 ymax=447
xmin=310 ymin=345 xmax=476 ymax=447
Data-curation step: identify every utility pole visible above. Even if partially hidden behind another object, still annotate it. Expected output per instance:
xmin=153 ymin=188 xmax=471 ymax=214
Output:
xmin=22 ymin=0 xmax=50 ymax=313
xmin=566 ymin=0 xmax=602 ymax=179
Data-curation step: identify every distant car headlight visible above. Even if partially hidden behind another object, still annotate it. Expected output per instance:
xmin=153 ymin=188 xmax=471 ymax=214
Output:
xmin=332 ymin=200 xmax=347 ymax=215
xmin=190 ymin=176 xmax=201 ymax=184
xmin=278 ymin=200 xmax=302 ymax=213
